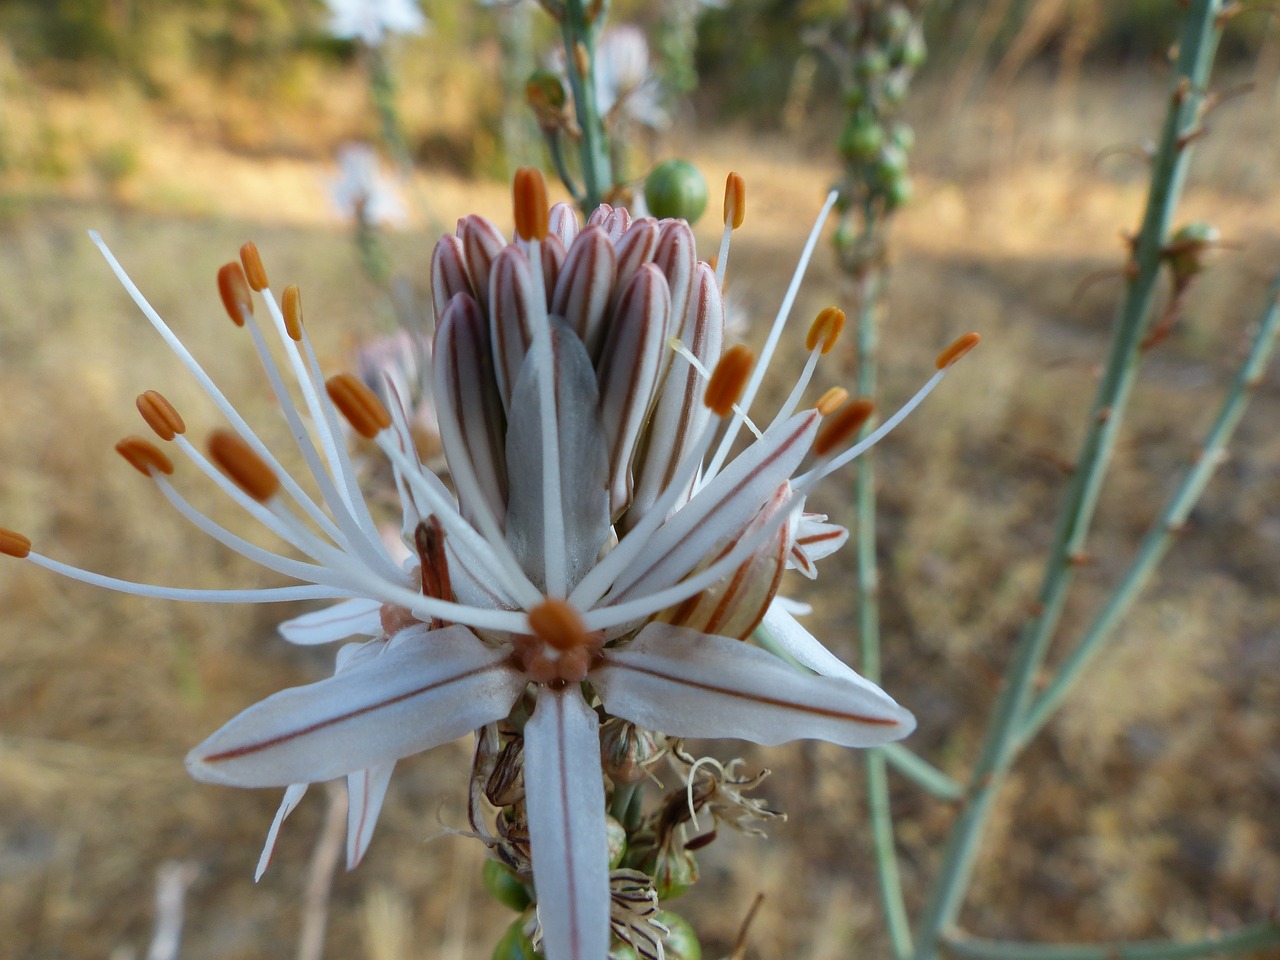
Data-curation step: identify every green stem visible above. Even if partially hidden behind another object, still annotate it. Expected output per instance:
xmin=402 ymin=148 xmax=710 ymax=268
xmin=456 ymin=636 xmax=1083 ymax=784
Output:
xmin=876 ymin=744 xmax=965 ymax=802
xmin=560 ymin=0 xmax=613 ymax=211
xmin=913 ymin=5 xmax=1226 ymax=956
xmin=1016 ymin=273 xmax=1280 ymax=748
xmin=941 ymin=920 xmax=1280 ymax=960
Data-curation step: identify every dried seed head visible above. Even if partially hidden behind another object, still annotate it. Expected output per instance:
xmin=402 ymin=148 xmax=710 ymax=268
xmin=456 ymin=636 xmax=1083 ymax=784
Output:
xmin=326 ymin=373 xmax=392 ymax=439
xmin=527 ymin=597 xmax=590 ymax=651
xmin=814 ymin=398 xmax=876 ymax=456
xmin=513 ymin=167 xmax=550 ymax=242
xmin=239 ymin=242 xmax=269 ymax=292
xmin=704 ymin=344 xmax=754 ymax=417
xmin=217 ymin=262 xmax=253 ymax=326
xmin=116 ymin=436 xmax=175 ymax=476
xmin=0 ymin=527 xmax=32 ymax=559
xmin=208 ymin=429 xmax=279 ymax=502
xmin=723 ymin=172 xmax=746 ymax=229
xmin=282 ymin=285 xmax=303 ymax=341
xmin=136 ymin=391 xmax=185 ymax=441
xmin=815 ymin=386 xmax=849 ymax=415
xmin=805 ymin=306 xmax=846 ymax=354
xmin=935 ymin=332 xmax=981 ymax=370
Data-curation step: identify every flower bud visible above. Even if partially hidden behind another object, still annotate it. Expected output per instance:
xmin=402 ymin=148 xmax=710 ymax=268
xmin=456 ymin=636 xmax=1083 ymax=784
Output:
xmin=644 ymin=159 xmax=708 ymax=224
xmin=1166 ymin=221 xmax=1220 ymax=281
xmin=483 ymin=859 xmax=532 ymax=912
xmin=634 ymin=840 xmax=699 ymax=900
xmin=601 ymin=719 xmax=665 ymax=784
xmin=526 ymin=69 xmax=568 ymax=129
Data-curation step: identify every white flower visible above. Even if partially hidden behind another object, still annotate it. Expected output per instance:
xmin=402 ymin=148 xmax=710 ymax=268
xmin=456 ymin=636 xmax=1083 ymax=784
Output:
xmin=324 ymin=0 xmax=428 ymax=45
xmin=0 ymin=170 xmax=978 ymax=960
xmin=330 ymin=142 xmax=408 ymax=227
xmin=555 ymin=26 xmax=668 ymax=131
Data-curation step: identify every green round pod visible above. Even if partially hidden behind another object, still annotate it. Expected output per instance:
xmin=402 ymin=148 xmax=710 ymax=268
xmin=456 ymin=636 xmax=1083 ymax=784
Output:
xmin=644 ymin=160 xmax=708 ymax=223
xmin=839 ymin=116 xmax=885 ymax=162
xmin=657 ymin=911 xmax=702 ymax=960
xmin=883 ymin=174 xmax=914 ymax=211
xmin=492 ymin=918 xmax=539 ymax=960
xmin=483 ymin=860 xmax=532 ymax=912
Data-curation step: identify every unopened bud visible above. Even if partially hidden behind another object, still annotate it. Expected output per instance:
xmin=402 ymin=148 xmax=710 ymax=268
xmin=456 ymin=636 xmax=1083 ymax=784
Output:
xmin=601 ymin=719 xmax=665 ymax=785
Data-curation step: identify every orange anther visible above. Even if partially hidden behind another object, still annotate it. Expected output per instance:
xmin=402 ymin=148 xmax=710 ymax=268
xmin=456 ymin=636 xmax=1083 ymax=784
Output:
xmin=527 ymin=597 xmax=589 ymax=651
xmin=814 ymin=398 xmax=875 ymax=457
xmin=326 ymin=373 xmax=392 ymax=439
xmin=935 ymin=332 xmax=981 ymax=370
xmin=217 ymin=262 xmax=253 ymax=326
xmin=116 ymin=436 xmax=175 ymax=476
xmin=136 ymin=390 xmax=185 ymax=441
xmin=704 ymin=344 xmax=754 ymax=417
xmin=513 ymin=167 xmax=550 ymax=242
xmin=240 ymin=242 xmax=269 ymax=292
xmin=815 ymin=386 xmax=849 ymax=416
xmin=805 ymin=306 xmax=846 ymax=355
xmin=282 ymin=285 xmax=303 ymax=341
xmin=0 ymin=528 xmax=31 ymax=559
xmin=208 ymin=429 xmax=279 ymax=502
xmin=723 ymin=172 xmax=746 ymax=229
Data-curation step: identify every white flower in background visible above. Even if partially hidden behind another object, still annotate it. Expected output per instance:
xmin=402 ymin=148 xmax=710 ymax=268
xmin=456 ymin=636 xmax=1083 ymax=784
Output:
xmin=556 ymin=25 xmax=668 ymax=130
xmin=330 ymin=142 xmax=408 ymax=227
xmin=0 ymin=169 xmax=978 ymax=960
xmin=324 ymin=0 xmax=428 ymax=45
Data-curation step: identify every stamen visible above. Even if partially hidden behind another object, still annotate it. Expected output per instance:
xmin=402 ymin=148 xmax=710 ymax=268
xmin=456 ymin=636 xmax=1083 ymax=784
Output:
xmin=240 ymin=242 xmax=269 ymax=292
xmin=805 ymin=307 xmax=846 ymax=355
xmin=0 ymin=527 xmax=32 ymax=559
xmin=217 ymin=263 xmax=253 ymax=325
xmin=282 ymin=285 xmax=303 ymax=341
xmin=668 ymin=338 xmax=762 ymax=439
xmin=116 ymin=436 xmax=176 ymax=476
xmin=513 ymin=167 xmax=550 ymax=242
xmin=723 ymin=172 xmax=746 ymax=230
xmin=814 ymin=399 xmax=876 ymax=457
xmin=528 ymin=597 xmax=590 ymax=651
xmin=815 ymin=387 xmax=849 ymax=415
xmin=704 ymin=345 xmax=754 ymax=417
xmin=208 ymin=428 xmax=280 ymax=502
xmin=137 ymin=391 xmax=186 ymax=441
xmin=326 ymin=373 xmax=392 ymax=439
xmin=936 ymin=332 xmax=981 ymax=369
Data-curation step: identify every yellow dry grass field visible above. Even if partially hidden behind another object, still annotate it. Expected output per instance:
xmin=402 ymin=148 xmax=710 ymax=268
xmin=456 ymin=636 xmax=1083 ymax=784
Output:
xmin=2 ymin=69 xmax=1279 ymax=959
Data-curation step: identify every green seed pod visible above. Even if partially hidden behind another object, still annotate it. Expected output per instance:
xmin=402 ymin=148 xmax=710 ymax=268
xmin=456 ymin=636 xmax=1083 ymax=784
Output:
xmin=492 ymin=918 xmax=539 ymax=960
xmin=874 ymin=144 xmax=909 ymax=182
xmin=606 ymin=815 xmax=627 ymax=869
xmin=839 ymin=116 xmax=885 ymax=162
xmin=855 ymin=48 xmax=891 ymax=80
xmin=644 ymin=159 xmax=708 ymax=223
xmin=526 ymin=69 xmax=567 ymax=110
xmin=901 ymin=27 xmax=927 ymax=69
xmin=891 ymin=122 xmax=915 ymax=153
xmin=883 ymin=174 xmax=914 ymax=211
xmin=657 ymin=911 xmax=703 ymax=960
xmin=483 ymin=860 xmax=532 ymax=912
xmin=639 ymin=843 xmax=699 ymax=900
xmin=1166 ymin=221 xmax=1220 ymax=279
xmin=880 ymin=5 xmax=914 ymax=43
xmin=833 ymin=220 xmax=857 ymax=251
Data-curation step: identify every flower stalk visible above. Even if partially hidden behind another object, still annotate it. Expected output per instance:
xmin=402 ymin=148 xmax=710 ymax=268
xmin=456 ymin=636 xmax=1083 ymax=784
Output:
xmin=559 ymin=0 xmax=614 ymax=211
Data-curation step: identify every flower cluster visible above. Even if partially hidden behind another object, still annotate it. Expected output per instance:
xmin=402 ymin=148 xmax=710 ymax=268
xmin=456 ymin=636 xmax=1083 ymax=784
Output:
xmin=0 ymin=168 xmax=975 ymax=960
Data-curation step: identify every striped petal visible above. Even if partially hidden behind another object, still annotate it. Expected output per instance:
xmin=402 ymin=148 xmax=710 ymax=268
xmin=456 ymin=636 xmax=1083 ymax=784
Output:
xmin=186 ymin=624 xmax=525 ymax=787
xmin=346 ymin=760 xmax=395 ymax=869
xmin=489 ymin=243 xmax=539 ymax=410
xmin=652 ymin=219 xmax=696 ymax=342
xmin=593 ymin=623 xmax=915 ymax=746
xmin=610 ymin=217 xmax=660 ymax=313
xmin=431 ymin=234 xmax=473 ymax=324
xmin=278 ymin=597 xmax=384 ymax=645
xmin=757 ymin=601 xmax=888 ymax=695
xmin=787 ymin=511 xmax=849 ymax=579
xmin=551 ymin=225 xmax=617 ymax=356
xmin=459 ymin=215 xmax=508 ymax=313
xmin=548 ymin=201 xmax=580 ymax=249
xmin=255 ymin=783 xmax=308 ymax=881
xmin=523 ymin=686 xmax=611 ymax=960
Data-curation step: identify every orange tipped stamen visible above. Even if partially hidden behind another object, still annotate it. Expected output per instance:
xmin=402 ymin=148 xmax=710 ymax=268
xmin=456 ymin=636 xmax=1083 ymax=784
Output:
xmin=116 ymin=436 xmax=175 ymax=476
xmin=528 ymin=597 xmax=589 ymax=651
xmin=805 ymin=306 xmax=846 ymax=355
xmin=0 ymin=528 xmax=32 ymax=559
xmin=936 ymin=332 xmax=981 ymax=370
xmin=723 ymin=172 xmax=746 ymax=229
xmin=282 ymin=285 xmax=303 ymax=341
xmin=208 ymin=429 xmax=279 ymax=502
xmin=704 ymin=344 xmax=755 ymax=417
xmin=326 ymin=373 xmax=392 ymax=439
xmin=513 ymin=167 xmax=550 ymax=242
xmin=240 ymin=242 xmax=269 ymax=292
xmin=815 ymin=386 xmax=849 ymax=416
xmin=217 ymin=263 xmax=253 ymax=326
xmin=136 ymin=390 xmax=185 ymax=441
xmin=814 ymin=398 xmax=876 ymax=457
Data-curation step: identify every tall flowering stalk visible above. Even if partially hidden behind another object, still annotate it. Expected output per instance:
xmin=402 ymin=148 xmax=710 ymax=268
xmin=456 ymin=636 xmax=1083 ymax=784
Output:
xmin=0 ymin=167 xmax=978 ymax=959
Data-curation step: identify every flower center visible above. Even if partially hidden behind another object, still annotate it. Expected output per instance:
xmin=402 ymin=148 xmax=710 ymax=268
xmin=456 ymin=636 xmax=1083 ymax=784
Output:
xmin=515 ymin=597 xmax=602 ymax=688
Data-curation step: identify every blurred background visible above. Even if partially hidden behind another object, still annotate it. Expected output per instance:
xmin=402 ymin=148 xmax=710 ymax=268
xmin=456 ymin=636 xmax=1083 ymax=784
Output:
xmin=1 ymin=2 xmax=1279 ymax=958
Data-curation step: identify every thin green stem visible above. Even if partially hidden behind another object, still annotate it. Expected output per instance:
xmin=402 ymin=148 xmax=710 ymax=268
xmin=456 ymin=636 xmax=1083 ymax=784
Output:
xmin=1016 ymin=273 xmax=1280 ymax=748
xmin=913 ymin=4 xmax=1226 ymax=956
xmin=941 ymin=920 xmax=1280 ymax=960
xmin=876 ymin=744 xmax=965 ymax=802
xmin=561 ymin=0 xmax=613 ymax=211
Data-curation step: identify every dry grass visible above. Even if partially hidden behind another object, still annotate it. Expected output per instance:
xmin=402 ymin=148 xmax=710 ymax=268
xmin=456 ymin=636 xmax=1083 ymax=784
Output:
xmin=2 ymin=66 xmax=1279 ymax=959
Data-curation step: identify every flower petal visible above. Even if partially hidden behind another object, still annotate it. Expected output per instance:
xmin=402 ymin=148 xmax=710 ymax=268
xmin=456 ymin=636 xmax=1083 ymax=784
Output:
xmin=523 ymin=686 xmax=611 ymax=960
xmin=593 ymin=623 xmax=915 ymax=747
xmin=187 ymin=625 xmax=524 ymax=787
xmin=459 ymin=214 xmax=507 ymax=313
xmin=551 ymin=225 xmax=617 ymax=357
xmin=431 ymin=234 xmax=473 ymax=324
xmin=504 ymin=317 xmax=611 ymax=594
xmin=277 ymin=598 xmax=384 ymax=645
xmin=255 ymin=783 xmax=308 ymax=881
xmin=652 ymin=219 xmax=696 ymax=341
xmin=757 ymin=602 xmax=888 ymax=696
xmin=787 ymin=510 xmax=849 ymax=579
xmin=489 ymin=243 xmax=539 ymax=410
xmin=346 ymin=761 xmax=395 ymax=869
xmin=609 ymin=217 xmax=660 ymax=313
xmin=548 ymin=201 xmax=581 ymax=249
